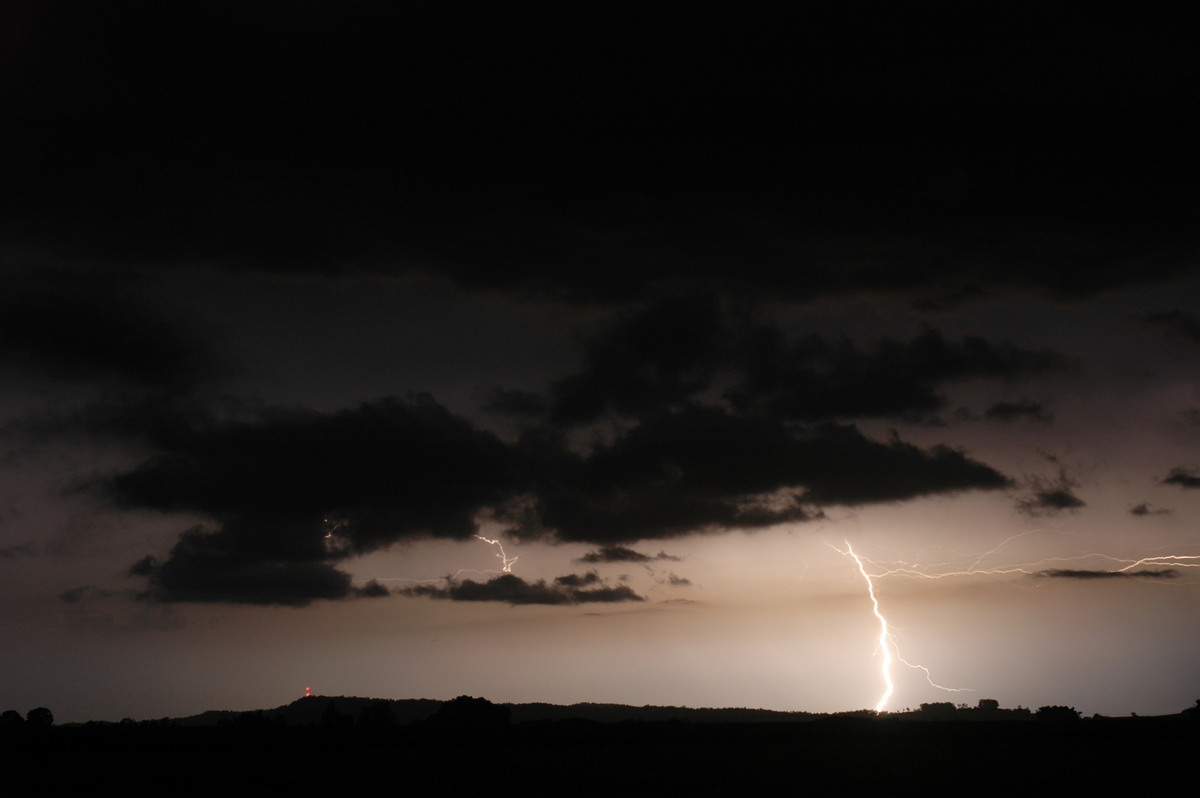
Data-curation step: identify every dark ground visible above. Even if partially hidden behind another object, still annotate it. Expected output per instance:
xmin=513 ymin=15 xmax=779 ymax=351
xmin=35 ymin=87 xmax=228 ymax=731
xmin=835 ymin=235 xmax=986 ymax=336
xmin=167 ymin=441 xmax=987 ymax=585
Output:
xmin=6 ymin=716 xmax=1196 ymax=795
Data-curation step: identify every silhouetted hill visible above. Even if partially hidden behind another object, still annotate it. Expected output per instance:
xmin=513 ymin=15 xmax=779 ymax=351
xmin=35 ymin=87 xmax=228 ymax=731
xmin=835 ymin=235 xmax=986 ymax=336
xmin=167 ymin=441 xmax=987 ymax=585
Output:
xmin=167 ymin=695 xmax=818 ymax=727
xmin=95 ymin=695 xmax=1196 ymax=728
xmin=173 ymin=695 xmax=444 ymax=727
xmin=9 ymin=698 xmax=1199 ymax=795
xmin=507 ymin=701 xmax=816 ymax=724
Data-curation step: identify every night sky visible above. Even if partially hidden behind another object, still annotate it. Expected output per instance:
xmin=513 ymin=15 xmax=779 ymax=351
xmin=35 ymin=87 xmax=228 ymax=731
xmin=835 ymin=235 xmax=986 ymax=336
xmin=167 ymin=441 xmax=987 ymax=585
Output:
xmin=3 ymin=3 xmax=1199 ymax=723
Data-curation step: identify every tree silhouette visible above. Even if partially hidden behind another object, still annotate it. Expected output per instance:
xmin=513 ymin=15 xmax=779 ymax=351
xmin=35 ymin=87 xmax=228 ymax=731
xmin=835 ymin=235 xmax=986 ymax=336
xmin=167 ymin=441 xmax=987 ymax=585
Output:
xmin=918 ymin=702 xmax=957 ymax=718
xmin=1035 ymin=705 xmax=1081 ymax=722
xmin=358 ymin=700 xmax=396 ymax=729
xmin=426 ymin=695 xmax=510 ymax=729
xmin=25 ymin=707 xmax=53 ymax=728
xmin=320 ymin=700 xmax=353 ymax=730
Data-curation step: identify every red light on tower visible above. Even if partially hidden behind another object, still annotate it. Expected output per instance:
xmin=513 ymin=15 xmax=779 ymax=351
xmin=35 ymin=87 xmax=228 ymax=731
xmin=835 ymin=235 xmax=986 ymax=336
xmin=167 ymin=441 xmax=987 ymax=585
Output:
xmin=304 ymin=686 xmax=313 ymax=698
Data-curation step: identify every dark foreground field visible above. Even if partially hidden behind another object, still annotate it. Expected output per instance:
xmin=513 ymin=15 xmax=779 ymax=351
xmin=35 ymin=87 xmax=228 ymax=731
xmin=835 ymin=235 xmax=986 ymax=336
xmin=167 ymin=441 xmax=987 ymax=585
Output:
xmin=7 ymin=716 xmax=1197 ymax=795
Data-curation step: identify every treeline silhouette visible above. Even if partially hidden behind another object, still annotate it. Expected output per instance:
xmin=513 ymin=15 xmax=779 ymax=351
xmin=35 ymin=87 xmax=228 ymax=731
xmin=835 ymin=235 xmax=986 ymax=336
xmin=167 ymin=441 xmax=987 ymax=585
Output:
xmin=9 ymin=694 xmax=1200 ymax=734
xmin=5 ymin=696 xmax=1199 ymax=794
xmin=0 ymin=707 xmax=53 ymax=730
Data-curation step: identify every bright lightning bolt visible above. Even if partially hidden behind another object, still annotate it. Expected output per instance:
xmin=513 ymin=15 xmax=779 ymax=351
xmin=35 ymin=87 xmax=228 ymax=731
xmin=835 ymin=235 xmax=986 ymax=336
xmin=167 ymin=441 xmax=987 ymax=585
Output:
xmin=831 ymin=539 xmax=976 ymax=713
xmin=829 ymin=531 xmax=1200 ymax=713
xmin=837 ymin=540 xmax=894 ymax=712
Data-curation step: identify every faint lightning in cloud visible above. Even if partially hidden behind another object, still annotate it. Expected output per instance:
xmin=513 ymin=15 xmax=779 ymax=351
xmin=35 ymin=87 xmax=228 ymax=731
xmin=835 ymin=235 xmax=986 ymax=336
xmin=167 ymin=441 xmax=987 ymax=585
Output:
xmin=851 ymin=525 xmax=1200 ymax=583
xmin=1115 ymin=554 xmax=1200 ymax=572
xmin=322 ymin=517 xmax=351 ymax=554
xmin=373 ymin=535 xmax=520 ymax=586
xmin=323 ymin=516 xmax=521 ymax=588
xmin=474 ymin=534 xmax=518 ymax=573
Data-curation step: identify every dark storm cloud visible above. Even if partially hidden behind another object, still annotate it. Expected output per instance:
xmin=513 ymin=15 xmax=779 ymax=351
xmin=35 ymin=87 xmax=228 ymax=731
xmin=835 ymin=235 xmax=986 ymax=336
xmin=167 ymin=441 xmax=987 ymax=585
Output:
xmin=115 ymin=395 xmax=521 ymax=605
xmin=577 ymin=546 xmax=681 ymax=564
xmin=116 ymin=391 xmax=1016 ymax=604
xmin=353 ymin=580 xmax=390 ymax=599
xmin=0 ymin=543 xmax=35 ymax=560
xmin=129 ymin=539 xmax=355 ymax=607
xmin=554 ymin=572 xmax=601 ymax=588
xmin=2 ymin=3 xmax=1196 ymax=630
xmin=1142 ymin=311 xmax=1200 ymax=347
xmin=506 ymin=297 xmax=1072 ymax=427
xmin=398 ymin=573 xmax=644 ymax=606
xmin=508 ymin=406 xmax=1010 ymax=544
xmin=1016 ymin=470 xmax=1085 ymax=516
xmin=481 ymin=389 xmax=550 ymax=419
xmin=548 ymin=294 xmax=727 ymax=425
xmin=22 ymin=395 xmax=222 ymax=446
xmin=727 ymin=329 xmax=1069 ymax=423
xmin=4 ymin=4 xmax=1197 ymax=306
xmin=984 ymin=400 xmax=1052 ymax=424
xmin=1163 ymin=467 xmax=1200 ymax=489
xmin=791 ymin=425 xmax=1012 ymax=505
xmin=1128 ymin=502 xmax=1170 ymax=517
xmin=113 ymin=395 xmax=518 ymax=544
xmin=1033 ymin=569 xmax=1178 ymax=580
xmin=0 ymin=270 xmax=215 ymax=392
xmin=1017 ymin=489 xmax=1085 ymax=516
xmin=58 ymin=585 xmax=124 ymax=603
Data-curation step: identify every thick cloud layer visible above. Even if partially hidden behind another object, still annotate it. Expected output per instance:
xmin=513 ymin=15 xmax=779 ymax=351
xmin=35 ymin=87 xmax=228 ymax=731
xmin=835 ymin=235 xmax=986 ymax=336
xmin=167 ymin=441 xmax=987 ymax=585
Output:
xmin=727 ymin=329 xmax=1069 ymax=423
xmin=983 ymin=400 xmax=1052 ymax=424
xmin=532 ymin=297 xmax=1071 ymax=427
xmin=1034 ymin=569 xmax=1178 ymax=580
xmin=398 ymin=573 xmax=644 ymax=606
xmin=60 ymin=286 xmax=1037 ymax=605
xmin=1143 ymin=311 xmax=1200 ymax=348
xmin=4 ymin=4 xmax=1198 ymax=307
xmin=1015 ymin=469 xmax=1086 ymax=517
xmin=1017 ymin=489 xmax=1086 ymax=516
xmin=548 ymin=294 xmax=728 ymax=425
xmin=111 ymin=394 xmax=1012 ymax=603
xmin=500 ymin=407 xmax=1009 ymax=545
xmin=13 ymin=4 xmax=1176 ymax=609
xmin=113 ymin=396 xmax=521 ymax=604
xmin=112 ymin=396 xmax=520 ymax=545
xmin=0 ymin=270 xmax=214 ymax=392
xmin=577 ymin=546 xmax=681 ymax=564
xmin=1163 ymin=468 xmax=1200 ymax=489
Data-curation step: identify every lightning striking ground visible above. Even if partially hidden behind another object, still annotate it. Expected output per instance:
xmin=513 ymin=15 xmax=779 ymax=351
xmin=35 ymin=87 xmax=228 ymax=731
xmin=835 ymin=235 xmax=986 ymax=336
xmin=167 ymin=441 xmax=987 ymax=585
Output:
xmin=841 ymin=540 xmax=895 ymax=712
xmin=831 ymin=531 xmax=1200 ymax=713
